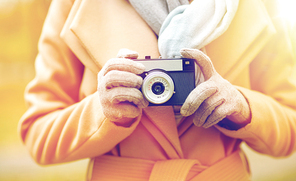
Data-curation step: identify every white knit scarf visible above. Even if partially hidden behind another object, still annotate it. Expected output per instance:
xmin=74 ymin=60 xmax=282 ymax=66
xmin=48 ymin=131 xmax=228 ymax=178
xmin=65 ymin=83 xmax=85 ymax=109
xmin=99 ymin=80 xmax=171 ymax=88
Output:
xmin=130 ymin=0 xmax=239 ymax=58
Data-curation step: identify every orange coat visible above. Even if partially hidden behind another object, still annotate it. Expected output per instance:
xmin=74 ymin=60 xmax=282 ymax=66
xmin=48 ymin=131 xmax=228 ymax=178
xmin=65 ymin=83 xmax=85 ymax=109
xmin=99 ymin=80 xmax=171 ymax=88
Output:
xmin=19 ymin=0 xmax=296 ymax=180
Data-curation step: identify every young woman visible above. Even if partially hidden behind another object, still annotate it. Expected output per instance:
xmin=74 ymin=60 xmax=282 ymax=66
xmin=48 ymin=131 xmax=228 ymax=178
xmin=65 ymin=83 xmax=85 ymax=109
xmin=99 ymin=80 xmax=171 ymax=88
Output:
xmin=19 ymin=0 xmax=296 ymax=180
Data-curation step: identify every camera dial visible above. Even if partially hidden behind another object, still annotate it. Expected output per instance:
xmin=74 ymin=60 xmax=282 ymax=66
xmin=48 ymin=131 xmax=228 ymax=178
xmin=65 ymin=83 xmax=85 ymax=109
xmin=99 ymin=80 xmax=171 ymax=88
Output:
xmin=142 ymin=70 xmax=174 ymax=104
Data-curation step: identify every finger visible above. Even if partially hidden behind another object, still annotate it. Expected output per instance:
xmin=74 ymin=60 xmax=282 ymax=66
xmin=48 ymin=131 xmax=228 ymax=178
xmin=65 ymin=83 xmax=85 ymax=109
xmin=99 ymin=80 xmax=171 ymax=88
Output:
xmin=102 ymin=58 xmax=145 ymax=76
xmin=104 ymin=70 xmax=143 ymax=89
xmin=117 ymin=48 xmax=139 ymax=59
xmin=103 ymin=102 xmax=141 ymax=119
xmin=180 ymin=48 xmax=216 ymax=80
xmin=180 ymin=80 xmax=217 ymax=116
xmin=202 ymin=104 xmax=230 ymax=128
xmin=193 ymin=98 xmax=224 ymax=127
xmin=106 ymin=87 xmax=149 ymax=108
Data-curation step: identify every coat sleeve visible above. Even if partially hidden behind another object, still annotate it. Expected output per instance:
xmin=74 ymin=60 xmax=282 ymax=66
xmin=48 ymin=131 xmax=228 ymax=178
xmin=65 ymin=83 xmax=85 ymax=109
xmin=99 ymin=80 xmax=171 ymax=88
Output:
xmin=18 ymin=0 xmax=140 ymax=165
xmin=216 ymin=10 xmax=296 ymax=157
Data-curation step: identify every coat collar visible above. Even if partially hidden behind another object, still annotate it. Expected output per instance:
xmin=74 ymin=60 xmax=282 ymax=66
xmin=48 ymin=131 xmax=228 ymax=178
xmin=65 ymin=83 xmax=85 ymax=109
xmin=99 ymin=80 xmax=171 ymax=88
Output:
xmin=205 ymin=0 xmax=276 ymax=82
xmin=61 ymin=0 xmax=276 ymax=79
xmin=61 ymin=0 xmax=160 ymax=74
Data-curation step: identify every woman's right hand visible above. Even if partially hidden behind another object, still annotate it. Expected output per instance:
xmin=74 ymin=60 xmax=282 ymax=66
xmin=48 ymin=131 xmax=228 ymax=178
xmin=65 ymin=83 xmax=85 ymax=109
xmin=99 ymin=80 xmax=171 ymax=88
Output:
xmin=97 ymin=49 xmax=149 ymax=126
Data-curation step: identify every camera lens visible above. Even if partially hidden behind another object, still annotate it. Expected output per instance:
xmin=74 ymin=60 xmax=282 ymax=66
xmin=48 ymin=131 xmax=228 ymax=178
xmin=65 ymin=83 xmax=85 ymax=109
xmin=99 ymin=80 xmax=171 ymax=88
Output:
xmin=152 ymin=82 xmax=165 ymax=95
xmin=142 ymin=70 xmax=174 ymax=104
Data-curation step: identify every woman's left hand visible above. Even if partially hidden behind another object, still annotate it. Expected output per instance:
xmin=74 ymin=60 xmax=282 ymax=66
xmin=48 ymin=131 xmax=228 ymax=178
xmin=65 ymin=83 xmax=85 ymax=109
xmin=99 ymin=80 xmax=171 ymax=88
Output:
xmin=180 ymin=48 xmax=251 ymax=129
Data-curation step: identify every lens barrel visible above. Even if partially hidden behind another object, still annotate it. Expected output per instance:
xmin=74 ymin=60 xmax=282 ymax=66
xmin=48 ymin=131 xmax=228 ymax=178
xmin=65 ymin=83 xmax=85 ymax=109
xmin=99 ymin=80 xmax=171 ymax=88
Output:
xmin=142 ymin=70 xmax=174 ymax=104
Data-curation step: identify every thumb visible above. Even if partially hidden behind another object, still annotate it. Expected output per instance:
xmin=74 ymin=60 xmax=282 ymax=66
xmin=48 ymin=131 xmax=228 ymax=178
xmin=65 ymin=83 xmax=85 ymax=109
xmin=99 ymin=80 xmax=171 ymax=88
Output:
xmin=180 ymin=48 xmax=216 ymax=80
xmin=117 ymin=48 xmax=139 ymax=59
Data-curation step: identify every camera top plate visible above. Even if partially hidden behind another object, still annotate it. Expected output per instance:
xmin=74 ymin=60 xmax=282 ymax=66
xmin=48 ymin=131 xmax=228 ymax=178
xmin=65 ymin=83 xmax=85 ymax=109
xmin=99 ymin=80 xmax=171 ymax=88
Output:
xmin=135 ymin=56 xmax=195 ymax=72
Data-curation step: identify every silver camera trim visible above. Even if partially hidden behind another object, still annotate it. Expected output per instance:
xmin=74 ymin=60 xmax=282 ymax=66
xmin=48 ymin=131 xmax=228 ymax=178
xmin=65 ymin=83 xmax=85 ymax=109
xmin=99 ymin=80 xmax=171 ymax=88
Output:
xmin=142 ymin=70 xmax=175 ymax=104
xmin=138 ymin=59 xmax=183 ymax=72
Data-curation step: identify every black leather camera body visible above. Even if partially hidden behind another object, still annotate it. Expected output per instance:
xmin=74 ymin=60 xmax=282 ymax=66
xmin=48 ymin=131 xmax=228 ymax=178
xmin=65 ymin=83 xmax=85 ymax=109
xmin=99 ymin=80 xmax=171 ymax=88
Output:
xmin=135 ymin=56 xmax=196 ymax=106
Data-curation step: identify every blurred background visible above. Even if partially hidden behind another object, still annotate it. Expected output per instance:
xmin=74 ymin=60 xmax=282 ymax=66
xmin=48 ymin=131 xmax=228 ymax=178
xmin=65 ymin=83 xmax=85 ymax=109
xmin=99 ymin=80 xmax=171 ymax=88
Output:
xmin=0 ymin=0 xmax=295 ymax=180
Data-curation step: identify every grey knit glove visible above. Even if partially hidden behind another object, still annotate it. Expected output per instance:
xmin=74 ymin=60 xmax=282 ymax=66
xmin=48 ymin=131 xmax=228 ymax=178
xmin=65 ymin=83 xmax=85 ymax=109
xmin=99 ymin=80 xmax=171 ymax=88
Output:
xmin=180 ymin=48 xmax=251 ymax=129
xmin=97 ymin=49 xmax=149 ymax=125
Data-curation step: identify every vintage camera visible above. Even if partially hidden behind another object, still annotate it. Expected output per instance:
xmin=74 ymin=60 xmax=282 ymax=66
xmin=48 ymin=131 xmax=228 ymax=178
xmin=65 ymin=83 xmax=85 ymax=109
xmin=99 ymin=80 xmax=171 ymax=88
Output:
xmin=135 ymin=56 xmax=195 ymax=106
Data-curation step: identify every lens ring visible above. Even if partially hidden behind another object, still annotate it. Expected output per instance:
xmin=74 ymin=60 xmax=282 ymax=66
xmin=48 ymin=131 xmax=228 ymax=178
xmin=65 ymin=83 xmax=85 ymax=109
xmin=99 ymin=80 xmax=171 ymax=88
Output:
xmin=142 ymin=71 xmax=174 ymax=104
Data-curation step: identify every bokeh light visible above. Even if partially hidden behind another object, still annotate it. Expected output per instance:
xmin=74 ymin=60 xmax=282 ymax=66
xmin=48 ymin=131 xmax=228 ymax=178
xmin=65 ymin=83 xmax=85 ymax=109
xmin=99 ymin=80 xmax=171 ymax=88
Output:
xmin=278 ymin=0 xmax=296 ymax=25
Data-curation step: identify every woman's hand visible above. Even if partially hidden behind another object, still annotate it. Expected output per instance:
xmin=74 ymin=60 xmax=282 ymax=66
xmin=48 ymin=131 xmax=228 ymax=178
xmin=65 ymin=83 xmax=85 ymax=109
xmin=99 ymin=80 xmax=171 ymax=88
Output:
xmin=97 ymin=49 xmax=149 ymax=126
xmin=180 ymin=48 xmax=251 ymax=129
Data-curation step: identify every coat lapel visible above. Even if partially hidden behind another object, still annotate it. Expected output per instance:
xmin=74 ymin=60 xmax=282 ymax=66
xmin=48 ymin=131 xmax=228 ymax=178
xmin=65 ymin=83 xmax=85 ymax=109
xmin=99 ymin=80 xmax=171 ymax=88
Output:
xmin=142 ymin=106 xmax=184 ymax=159
xmin=62 ymin=0 xmax=160 ymax=75
xmin=60 ymin=0 xmax=99 ymax=74
xmin=205 ymin=0 xmax=276 ymax=82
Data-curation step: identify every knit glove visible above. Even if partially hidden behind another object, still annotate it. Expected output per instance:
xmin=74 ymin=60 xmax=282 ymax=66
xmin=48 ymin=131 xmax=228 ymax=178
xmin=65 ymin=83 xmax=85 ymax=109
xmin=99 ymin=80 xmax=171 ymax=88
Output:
xmin=180 ymin=48 xmax=251 ymax=129
xmin=97 ymin=49 xmax=149 ymax=126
